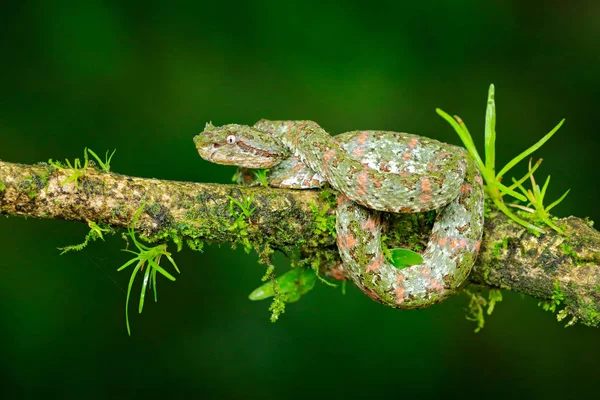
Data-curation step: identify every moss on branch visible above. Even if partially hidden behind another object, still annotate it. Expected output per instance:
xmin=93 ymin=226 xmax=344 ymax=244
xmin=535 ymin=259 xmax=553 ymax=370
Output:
xmin=1 ymin=159 xmax=599 ymax=327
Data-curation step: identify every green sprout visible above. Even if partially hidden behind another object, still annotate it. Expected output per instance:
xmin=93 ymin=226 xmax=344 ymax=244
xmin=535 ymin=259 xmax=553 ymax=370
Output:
xmin=229 ymin=194 xmax=256 ymax=220
xmin=49 ymin=149 xmax=91 ymax=188
xmin=228 ymin=194 xmax=256 ymax=253
xmin=508 ymin=158 xmax=570 ymax=233
xmin=253 ymin=169 xmax=270 ymax=187
xmin=309 ymin=201 xmax=337 ymax=240
xmin=49 ymin=148 xmax=116 ymax=187
xmin=59 ymin=219 xmax=112 ymax=254
xmin=437 ymin=84 xmax=565 ymax=235
xmin=117 ymin=205 xmax=180 ymax=335
xmin=86 ymin=148 xmax=116 ymax=172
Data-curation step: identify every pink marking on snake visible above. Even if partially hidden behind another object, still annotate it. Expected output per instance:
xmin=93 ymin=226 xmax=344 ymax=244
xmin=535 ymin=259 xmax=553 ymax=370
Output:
xmin=337 ymin=194 xmax=349 ymax=206
xmin=402 ymin=151 xmax=412 ymax=160
xmin=361 ymin=219 xmax=376 ymax=232
xmin=450 ymin=238 xmax=469 ymax=251
xmin=419 ymin=193 xmax=432 ymax=204
xmin=420 ymin=177 xmax=432 ymax=193
xmin=330 ymin=265 xmax=346 ymax=281
xmin=323 ymin=149 xmax=336 ymax=163
xmin=292 ymin=163 xmax=304 ymax=173
xmin=395 ymin=274 xmax=405 ymax=304
xmin=460 ymin=184 xmax=473 ymax=193
xmin=421 ymin=268 xmax=444 ymax=292
xmin=357 ymin=131 xmax=369 ymax=145
xmin=353 ymin=147 xmax=365 ymax=157
xmin=429 ymin=278 xmax=444 ymax=292
xmin=379 ymin=162 xmax=391 ymax=172
xmin=408 ymin=137 xmax=419 ymax=148
xmin=427 ymin=151 xmax=451 ymax=171
xmin=474 ymin=175 xmax=483 ymax=185
xmin=473 ymin=241 xmax=481 ymax=253
xmin=366 ymin=253 xmax=385 ymax=272
xmin=338 ymin=232 xmax=359 ymax=250
xmin=356 ymin=170 xmax=369 ymax=196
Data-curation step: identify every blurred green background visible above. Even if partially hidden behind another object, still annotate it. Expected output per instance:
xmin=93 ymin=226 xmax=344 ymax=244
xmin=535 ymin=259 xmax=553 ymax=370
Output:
xmin=1 ymin=0 xmax=599 ymax=398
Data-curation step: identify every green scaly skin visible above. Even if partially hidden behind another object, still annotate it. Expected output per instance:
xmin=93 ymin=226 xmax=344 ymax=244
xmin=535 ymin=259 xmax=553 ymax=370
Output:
xmin=194 ymin=120 xmax=484 ymax=308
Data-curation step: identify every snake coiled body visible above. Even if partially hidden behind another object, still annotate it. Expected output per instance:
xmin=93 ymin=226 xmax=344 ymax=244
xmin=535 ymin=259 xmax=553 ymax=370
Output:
xmin=194 ymin=120 xmax=484 ymax=308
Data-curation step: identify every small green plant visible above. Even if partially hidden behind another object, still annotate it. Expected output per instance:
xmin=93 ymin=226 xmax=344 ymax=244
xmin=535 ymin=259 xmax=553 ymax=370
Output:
xmin=228 ymin=194 xmax=256 ymax=253
xmin=117 ymin=205 xmax=180 ymax=335
xmin=464 ymin=288 xmax=503 ymax=332
xmin=86 ymin=148 xmax=116 ymax=172
xmin=49 ymin=150 xmax=91 ymax=188
xmin=229 ymin=194 xmax=256 ymax=220
xmin=437 ymin=84 xmax=565 ymax=235
xmin=253 ymin=169 xmax=270 ymax=187
xmin=49 ymin=148 xmax=116 ymax=187
xmin=309 ymin=201 xmax=336 ymax=239
xmin=538 ymin=279 xmax=565 ymax=313
xmin=508 ymin=158 xmax=570 ymax=233
xmin=59 ymin=219 xmax=112 ymax=254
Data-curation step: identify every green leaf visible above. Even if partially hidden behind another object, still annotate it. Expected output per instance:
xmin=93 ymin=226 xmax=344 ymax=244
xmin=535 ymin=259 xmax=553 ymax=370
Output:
xmin=139 ymin=263 xmax=152 ymax=313
xmin=388 ymin=248 xmax=424 ymax=269
xmin=249 ymin=268 xmax=317 ymax=301
xmin=496 ymin=118 xmax=565 ymax=179
xmin=507 ymin=159 xmax=542 ymax=191
xmin=436 ymin=108 xmax=485 ymax=172
xmin=545 ymin=189 xmax=571 ymax=212
xmin=125 ymin=262 xmax=142 ymax=336
xmin=248 ymin=280 xmax=275 ymax=301
xmin=484 ymin=84 xmax=496 ymax=172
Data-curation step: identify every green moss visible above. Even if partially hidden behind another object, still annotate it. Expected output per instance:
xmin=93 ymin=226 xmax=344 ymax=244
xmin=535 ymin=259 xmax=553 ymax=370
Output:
xmin=144 ymin=202 xmax=176 ymax=231
xmin=559 ymin=239 xmax=593 ymax=266
xmin=560 ymin=242 xmax=574 ymax=256
xmin=81 ymin=178 xmax=105 ymax=196
xmin=0 ymin=181 xmax=5 ymax=193
xmin=59 ymin=221 xmax=111 ymax=254
xmin=309 ymin=200 xmax=336 ymax=243
xmin=19 ymin=172 xmax=48 ymax=199
xmin=493 ymin=237 xmax=509 ymax=258
xmin=580 ymin=302 xmax=600 ymax=327
xmin=538 ymin=279 xmax=564 ymax=313
xmin=463 ymin=288 xmax=503 ymax=332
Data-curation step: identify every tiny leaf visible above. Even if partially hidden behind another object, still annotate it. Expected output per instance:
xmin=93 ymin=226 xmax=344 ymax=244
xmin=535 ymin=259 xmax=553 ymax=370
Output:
xmin=388 ymin=248 xmax=424 ymax=269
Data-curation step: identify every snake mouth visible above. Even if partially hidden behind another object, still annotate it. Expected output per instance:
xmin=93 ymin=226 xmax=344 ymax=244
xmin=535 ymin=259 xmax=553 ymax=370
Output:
xmin=195 ymin=145 xmax=216 ymax=163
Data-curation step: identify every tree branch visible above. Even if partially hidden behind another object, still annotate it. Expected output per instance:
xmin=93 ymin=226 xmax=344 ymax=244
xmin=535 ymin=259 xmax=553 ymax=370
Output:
xmin=1 ymin=160 xmax=599 ymax=327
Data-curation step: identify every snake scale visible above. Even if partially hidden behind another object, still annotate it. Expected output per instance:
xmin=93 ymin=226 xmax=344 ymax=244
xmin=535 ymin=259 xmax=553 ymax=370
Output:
xmin=194 ymin=120 xmax=484 ymax=308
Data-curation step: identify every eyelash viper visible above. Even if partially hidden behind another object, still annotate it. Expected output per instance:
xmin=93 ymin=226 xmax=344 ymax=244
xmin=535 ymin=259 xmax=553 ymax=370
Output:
xmin=194 ymin=120 xmax=485 ymax=308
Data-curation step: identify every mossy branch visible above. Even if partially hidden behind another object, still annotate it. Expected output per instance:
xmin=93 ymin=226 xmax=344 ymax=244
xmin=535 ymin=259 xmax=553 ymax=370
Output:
xmin=1 ymin=159 xmax=599 ymax=327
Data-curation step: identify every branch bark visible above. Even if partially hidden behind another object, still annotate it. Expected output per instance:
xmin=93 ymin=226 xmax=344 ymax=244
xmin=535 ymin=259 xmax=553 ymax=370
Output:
xmin=1 ymin=160 xmax=599 ymax=327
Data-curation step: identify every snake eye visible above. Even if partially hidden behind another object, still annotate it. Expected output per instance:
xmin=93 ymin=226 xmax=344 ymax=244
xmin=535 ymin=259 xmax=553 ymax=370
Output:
xmin=226 ymin=135 xmax=236 ymax=144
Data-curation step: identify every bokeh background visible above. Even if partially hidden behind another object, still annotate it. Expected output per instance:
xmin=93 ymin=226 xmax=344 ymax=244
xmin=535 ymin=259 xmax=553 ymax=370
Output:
xmin=1 ymin=1 xmax=599 ymax=398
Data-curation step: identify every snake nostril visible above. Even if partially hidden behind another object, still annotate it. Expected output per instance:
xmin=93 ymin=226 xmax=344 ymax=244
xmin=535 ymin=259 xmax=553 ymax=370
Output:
xmin=213 ymin=143 xmax=221 ymax=148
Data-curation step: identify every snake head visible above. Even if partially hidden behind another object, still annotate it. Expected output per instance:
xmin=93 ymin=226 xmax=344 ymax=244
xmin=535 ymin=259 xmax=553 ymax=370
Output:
xmin=194 ymin=123 xmax=289 ymax=168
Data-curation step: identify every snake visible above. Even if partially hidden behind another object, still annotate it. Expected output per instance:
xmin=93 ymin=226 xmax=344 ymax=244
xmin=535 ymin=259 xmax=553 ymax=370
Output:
xmin=194 ymin=120 xmax=484 ymax=308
